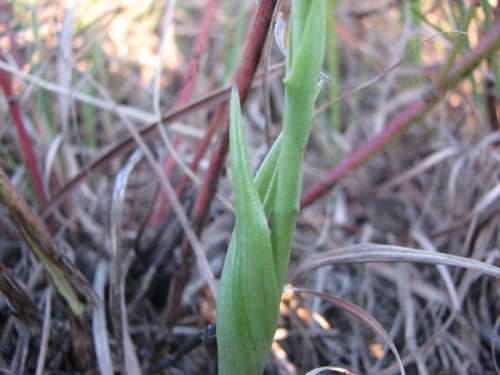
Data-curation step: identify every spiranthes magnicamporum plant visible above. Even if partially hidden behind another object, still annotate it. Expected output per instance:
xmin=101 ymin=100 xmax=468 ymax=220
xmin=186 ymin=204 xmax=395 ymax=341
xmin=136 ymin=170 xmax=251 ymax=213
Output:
xmin=216 ymin=1 xmax=327 ymax=374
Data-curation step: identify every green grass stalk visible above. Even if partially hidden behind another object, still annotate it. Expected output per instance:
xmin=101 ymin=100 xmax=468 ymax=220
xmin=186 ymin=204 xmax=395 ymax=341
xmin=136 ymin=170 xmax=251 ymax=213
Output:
xmin=271 ymin=0 xmax=326 ymax=286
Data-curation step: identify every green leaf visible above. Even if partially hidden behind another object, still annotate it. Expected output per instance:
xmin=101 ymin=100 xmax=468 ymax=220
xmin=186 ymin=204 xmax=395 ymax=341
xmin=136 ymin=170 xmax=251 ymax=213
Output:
xmin=216 ymin=88 xmax=280 ymax=375
xmin=255 ymin=132 xmax=282 ymax=215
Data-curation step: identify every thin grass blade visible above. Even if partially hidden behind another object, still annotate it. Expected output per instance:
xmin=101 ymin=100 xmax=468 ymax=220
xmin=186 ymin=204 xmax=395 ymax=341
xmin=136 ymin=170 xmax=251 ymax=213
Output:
xmin=109 ymin=149 xmax=142 ymax=375
xmin=294 ymin=244 xmax=500 ymax=279
xmin=292 ymin=288 xmax=406 ymax=375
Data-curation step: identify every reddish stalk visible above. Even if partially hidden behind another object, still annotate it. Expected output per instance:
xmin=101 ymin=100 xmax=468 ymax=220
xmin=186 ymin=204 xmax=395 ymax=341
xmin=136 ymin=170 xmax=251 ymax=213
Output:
xmin=0 ymin=53 xmax=47 ymax=207
xmin=174 ymin=104 xmax=226 ymax=199
xmin=165 ymin=0 xmax=279 ymax=323
xmin=189 ymin=0 xmax=279 ymax=231
xmin=485 ymin=59 xmax=499 ymax=132
xmin=151 ymin=0 xmax=220 ymax=226
xmin=175 ymin=0 xmax=220 ymax=106
xmin=301 ymin=20 xmax=500 ymax=208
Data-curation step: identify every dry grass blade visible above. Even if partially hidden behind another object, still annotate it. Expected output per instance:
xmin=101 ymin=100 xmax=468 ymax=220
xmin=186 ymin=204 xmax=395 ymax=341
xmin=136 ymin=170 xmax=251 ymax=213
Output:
xmin=433 ymin=184 xmax=500 ymax=239
xmin=9 ymin=328 xmax=30 ymax=374
xmin=0 ymin=168 xmax=97 ymax=315
xmin=110 ymin=149 xmax=143 ymax=375
xmin=377 ymin=148 xmax=458 ymax=192
xmin=395 ymin=264 xmax=427 ymax=375
xmin=57 ymin=5 xmax=74 ymax=138
xmin=411 ymin=229 xmax=460 ymax=312
xmin=0 ymin=58 xmax=157 ymax=123
xmin=152 ymin=0 xmax=177 ymax=119
xmin=156 ymin=121 xmax=234 ymax=212
xmin=457 ymin=215 xmax=499 ymax=304
xmin=294 ymin=244 xmax=500 ymax=280
xmin=0 ymin=262 xmax=42 ymax=336
xmin=470 ymin=184 xmax=500 ymax=217
xmin=291 ymin=288 xmax=406 ymax=375
xmin=494 ymin=315 xmax=500 ymax=373
xmin=34 ymin=288 xmax=52 ymax=375
xmin=306 ymin=366 xmax=355 ymax=375
xmin=92 ymin=261 xmax=113 ymax=375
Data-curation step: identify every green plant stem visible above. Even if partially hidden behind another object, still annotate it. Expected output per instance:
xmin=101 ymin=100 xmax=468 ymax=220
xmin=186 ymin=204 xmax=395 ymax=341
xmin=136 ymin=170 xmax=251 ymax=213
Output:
xmin=271 ymin=0 xmax=326 ymax=286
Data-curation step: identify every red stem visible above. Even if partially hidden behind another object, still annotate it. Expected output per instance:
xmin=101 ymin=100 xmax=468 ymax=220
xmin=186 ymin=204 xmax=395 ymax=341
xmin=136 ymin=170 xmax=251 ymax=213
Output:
xmin=176 ymin=0 xmax=220 ymax=106
xmin=150 ymin=0 xmax=220 ymax=226
xmin=190 ymin=0 xmax=278 ymax=230
xmin=0 ymin=54 xmax=47 ymax=207
xmin=174 ymin=104 xmax=226 ymax=199
xmin=164 ymin=0 xmax=278 ymax=323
